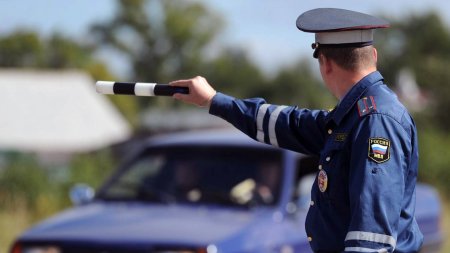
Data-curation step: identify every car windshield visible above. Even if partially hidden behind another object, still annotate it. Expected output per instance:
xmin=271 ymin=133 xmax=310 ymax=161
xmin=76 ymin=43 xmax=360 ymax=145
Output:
xmin=97 ymin=145 xmax=283 ymax=208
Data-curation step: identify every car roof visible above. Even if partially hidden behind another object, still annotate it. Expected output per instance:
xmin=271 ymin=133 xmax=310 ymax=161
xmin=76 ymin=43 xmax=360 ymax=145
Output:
xmin=144 ymin=128 xmax=281 ymax=150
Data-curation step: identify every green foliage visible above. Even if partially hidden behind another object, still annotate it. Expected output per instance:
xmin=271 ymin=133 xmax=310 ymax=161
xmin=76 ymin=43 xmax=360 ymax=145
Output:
xmin=0 ymin=31 xmax=94 ymax=69
xmin=264 ymin=60 xmax=335 ymax=108
xmin=0 ymin=149 xmax=117 ymax=214
xmin=0 ymin=153 xmax=49 ymax=210
xmin=375 ymin=11 xmax=450 ymax=197
xmin=203 ymin=48 xmax=268 ymax=98
xmin=0 ymin=149 xmax=118 ymax=251
xmin=0 ymin=31 xmax=44 ymax=67
xmin=377 ymin=12 xmax=450 ymax=129
xmin=45 ymin=34 xmax=94 ymax=69
xmin=418 ymin=129 xmax=450 ymax=198
xmin=90 ymin=0 xmax=223 ymax=111
xmin=68 ymin=150 xmax=117 ymax=188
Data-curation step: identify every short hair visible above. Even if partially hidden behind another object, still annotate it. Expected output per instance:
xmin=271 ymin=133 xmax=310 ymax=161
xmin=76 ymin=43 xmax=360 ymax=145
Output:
xmin=318 ymin=46 xmax=376 ymax=71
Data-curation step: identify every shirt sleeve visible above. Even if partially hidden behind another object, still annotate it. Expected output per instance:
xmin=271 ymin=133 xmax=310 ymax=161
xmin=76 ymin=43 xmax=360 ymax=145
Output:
xmin=344 ymin=113 xmax=411 ymax=253
xmin=209 ymin=92 xmax=328 ymax=155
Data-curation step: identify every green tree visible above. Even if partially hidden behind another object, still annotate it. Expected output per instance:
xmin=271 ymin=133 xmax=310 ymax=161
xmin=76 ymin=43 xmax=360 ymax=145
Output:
xmin=0 ymin=31 xmax=44 ymax=67
xmin=91 ymin=0 xmax=223 ymax=110
xmin=0 ymin=31 xmax=96 ymax=70
xmin=203 ymin=48 xmax=268 ymax=98
xmin=377 ymin=12 xmax=450 ymax=129
xmin=265 ymin=60 xmax=335 ymax=108
xmin=376 ymin=12 xmax=450 ymax=195
xmin=45 ymin=34 xmax=94 ymax=69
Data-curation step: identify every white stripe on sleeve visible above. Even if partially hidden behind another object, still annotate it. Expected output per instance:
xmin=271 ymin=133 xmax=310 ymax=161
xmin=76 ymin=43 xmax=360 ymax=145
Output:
xmin=344 ymin=247 xmax=388 ymax=253
xmin=256 ymin=104 xmax=271 ymax=143
xmin=345 ymin=231 xmax=396 ymax=248
xmin=268 ymin=106 xmax=288 ymax=147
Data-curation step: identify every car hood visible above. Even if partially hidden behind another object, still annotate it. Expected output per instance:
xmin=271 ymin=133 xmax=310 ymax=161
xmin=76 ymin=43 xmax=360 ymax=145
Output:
xmin=20 ymin=202 xmax=268 ymax=246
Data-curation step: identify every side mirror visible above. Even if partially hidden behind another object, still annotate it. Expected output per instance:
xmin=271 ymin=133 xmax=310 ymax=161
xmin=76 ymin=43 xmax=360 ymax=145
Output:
xmin=70 ymin=183 xmax=95 ymax=206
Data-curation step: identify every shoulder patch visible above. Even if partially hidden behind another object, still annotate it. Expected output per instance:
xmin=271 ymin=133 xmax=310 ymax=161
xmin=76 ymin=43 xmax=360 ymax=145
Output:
xmin=368 ymin=137 xmax=390 ymax=163
xmin=357 ymin=96 xmax=377 ymax=117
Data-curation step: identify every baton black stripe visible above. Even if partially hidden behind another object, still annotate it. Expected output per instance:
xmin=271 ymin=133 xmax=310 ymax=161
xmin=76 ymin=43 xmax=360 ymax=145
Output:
xmin=154 ymin=85 xmax=189 ymax=96
xmin=113 ymin=82 xmax=136 ymax=95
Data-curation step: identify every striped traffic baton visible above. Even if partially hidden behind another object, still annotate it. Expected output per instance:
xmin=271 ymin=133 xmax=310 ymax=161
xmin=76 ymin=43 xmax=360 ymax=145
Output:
xmin=96 ymin=81 xmax=189 ymax=96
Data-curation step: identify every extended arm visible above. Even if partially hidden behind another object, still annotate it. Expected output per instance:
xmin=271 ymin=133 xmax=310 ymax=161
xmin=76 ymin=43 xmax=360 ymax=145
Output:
xmin=170 ymin=76 xmax=329 ymax=154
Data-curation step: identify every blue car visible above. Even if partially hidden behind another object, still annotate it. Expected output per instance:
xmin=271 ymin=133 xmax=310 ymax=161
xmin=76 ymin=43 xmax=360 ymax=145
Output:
xmin=11 ymin=129 xmax=442 ymax=253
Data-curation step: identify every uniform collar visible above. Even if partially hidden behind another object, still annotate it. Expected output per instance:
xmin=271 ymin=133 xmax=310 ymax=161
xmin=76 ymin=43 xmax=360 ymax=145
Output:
xmin=327 ymin=71 xmax=384 ymax=126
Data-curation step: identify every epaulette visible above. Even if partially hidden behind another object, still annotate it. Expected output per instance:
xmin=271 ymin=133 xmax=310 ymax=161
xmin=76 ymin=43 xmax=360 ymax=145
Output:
xmin=357 ymin=96 xmax=377 ymax=117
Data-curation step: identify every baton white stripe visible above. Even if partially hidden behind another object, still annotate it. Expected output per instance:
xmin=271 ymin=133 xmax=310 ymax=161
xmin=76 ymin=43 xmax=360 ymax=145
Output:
xmin=95 ymin=81 xmax=115 ymax=94
xmin=268 ymin=106 xmax=288 ymax=147
xmin=134 ymin=82 xmax=156 ymax=96
xmin=345 ymin=231 xmax=396 ymax=248
xmin=344 ymin=247 xmax=388 ymax=253
xmin=256 ymin=104 xmax=270 ymax=143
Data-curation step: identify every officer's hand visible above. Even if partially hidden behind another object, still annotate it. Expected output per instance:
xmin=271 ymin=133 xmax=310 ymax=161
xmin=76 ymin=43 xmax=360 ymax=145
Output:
xmin=170 ymin=76 xmax=217 ymax=107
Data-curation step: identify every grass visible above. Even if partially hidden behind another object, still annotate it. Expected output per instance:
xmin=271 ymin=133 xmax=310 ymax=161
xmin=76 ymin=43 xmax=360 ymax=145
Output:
xmin=440 ymin=198 xmax=450 ymax=253
xmin=0 ymin=196 xmax=64 ymax=253
xmin=0 ymin=208 xmax=30 ymax=252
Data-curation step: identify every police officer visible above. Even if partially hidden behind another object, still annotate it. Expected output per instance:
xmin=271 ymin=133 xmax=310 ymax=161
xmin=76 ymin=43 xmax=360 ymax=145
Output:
xmin=170 ymin=8 xmax=423 ymax=253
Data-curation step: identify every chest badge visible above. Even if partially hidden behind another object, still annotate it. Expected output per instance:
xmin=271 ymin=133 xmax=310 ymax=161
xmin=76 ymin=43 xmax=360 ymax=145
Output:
xmin=317 ymin=170 xmax=328 ymax=192
xmin=368 ymin=137 xmax=390 ymax=163
xmin=335 ymin=133 xmax=348 ymax=142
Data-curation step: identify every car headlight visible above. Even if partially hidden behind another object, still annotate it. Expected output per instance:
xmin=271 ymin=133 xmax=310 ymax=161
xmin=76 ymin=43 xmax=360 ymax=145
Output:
xmin=10 ymin=243 xmax=60 ymax=253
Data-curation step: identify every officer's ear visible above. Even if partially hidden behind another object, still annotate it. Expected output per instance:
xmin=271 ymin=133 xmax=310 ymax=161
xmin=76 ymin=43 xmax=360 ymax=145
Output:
xmin=318 ymin=52 xmax=325 ymax=65
xmin=373 ymin=47 xmax=378 ymax=62
xmin=319 ymin=54 xmax=333 ymax=75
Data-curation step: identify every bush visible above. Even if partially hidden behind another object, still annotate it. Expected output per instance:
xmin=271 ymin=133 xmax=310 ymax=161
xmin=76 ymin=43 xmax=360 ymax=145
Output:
xmin=418 ymin=129 xmax=450 ymax=198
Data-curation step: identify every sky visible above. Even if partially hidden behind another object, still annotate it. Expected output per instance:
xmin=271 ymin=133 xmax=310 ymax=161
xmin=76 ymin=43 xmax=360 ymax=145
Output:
xmin=0 ymin=0 xmax=449 ymax=77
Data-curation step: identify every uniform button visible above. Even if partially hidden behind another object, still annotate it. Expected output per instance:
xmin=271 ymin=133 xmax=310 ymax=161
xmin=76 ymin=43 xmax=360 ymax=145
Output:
xmin=325 ymin=156 xmax=331 ymax=162
xmin=318 ymin=164 xmax=322 ymax=170
xmin=308 ymin=237 xmax=312 ymax=242
xmin=327 ymin=129 xmax=333 ymax=134
xmin=310 ymin=201 xmax=315 ymax=206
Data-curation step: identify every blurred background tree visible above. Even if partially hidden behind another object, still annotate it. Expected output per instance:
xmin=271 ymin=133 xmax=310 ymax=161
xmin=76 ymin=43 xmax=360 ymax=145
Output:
xmin=0 ymin=0 xmax=333 ymax=127
xmin=264 ymin=59 xmax=335 ymax=108
xmin=90 ymin=0 xmax=224 ymax=113
xmin=89 ymin=0 xmax=330 ymax=117
xmin=376 ymin=12 xmax=450 ymax=197
xmin=0 ymin=32 xmax=44 ymax=67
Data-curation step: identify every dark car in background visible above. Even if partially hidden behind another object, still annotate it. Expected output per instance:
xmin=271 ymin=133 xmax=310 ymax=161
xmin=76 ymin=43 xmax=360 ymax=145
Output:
xmin=11 ymin=129 xmax=442 ymax=253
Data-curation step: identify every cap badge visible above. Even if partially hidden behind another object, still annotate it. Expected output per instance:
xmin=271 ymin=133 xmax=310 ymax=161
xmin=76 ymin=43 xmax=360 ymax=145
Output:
xmin=318 ymin=170 xmax=328 ymax=192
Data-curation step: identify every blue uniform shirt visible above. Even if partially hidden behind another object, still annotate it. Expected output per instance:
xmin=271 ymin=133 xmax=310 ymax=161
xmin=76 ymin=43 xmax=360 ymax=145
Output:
xmin=209 ymin=71 xmax=423 ymax=253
